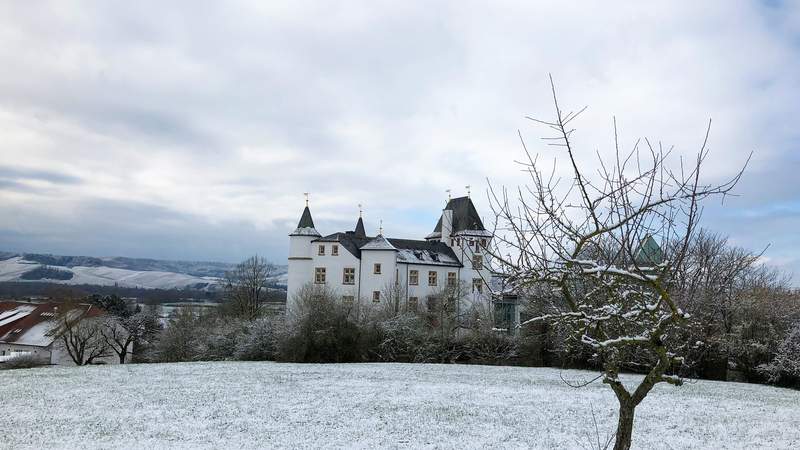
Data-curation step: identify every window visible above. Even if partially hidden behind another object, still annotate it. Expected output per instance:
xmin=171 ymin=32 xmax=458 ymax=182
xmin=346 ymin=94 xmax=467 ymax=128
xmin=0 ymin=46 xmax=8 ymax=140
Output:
xmin=314 ymin=267 xmax=326 ymax=284
xmin=494 ymin=302 xmax=516 ymax=329
xmin=318 ymin=245 xmax=325 ymax=256
xmin=480 ymin=238 xmax=487 ymax=247
xmin=342 ymin=295 xmax=354 ymax=306
xmin=343 ymin=267 xmax=355 ymax=285
xmin=428 ymin=271 xmax=437 ymax=286
xmin=374 ymin=263 xmax=382 ymax=274
xmin=472 ymin=278 xmax=483 ymax=294
xmin=409 ymin=270 xmax=419 ymax=285
xmin=427 ymin=296 xmax=439 ymax=312
xmin=332 ymin=244 xmax=339 ymax=256
xmin=472 ymin=254 xmax=483 ymax=270
xmin=372 ymin=291 xmax=381 ymax=302
xmin=447 ymin=272 xmax=457 ymax=287
xmin=408 ymin=297 xmax=418 ymax=311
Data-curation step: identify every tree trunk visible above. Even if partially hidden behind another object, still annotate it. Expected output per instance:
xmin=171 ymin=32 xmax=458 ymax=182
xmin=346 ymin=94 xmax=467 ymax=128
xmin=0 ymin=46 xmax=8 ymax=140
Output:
xmin=613 ymin=402 xmax=635 ymax=450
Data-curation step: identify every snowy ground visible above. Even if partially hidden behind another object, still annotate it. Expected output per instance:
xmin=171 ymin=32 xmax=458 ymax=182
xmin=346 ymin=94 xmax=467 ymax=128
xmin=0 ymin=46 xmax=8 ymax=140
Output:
xmin=0 ymin=255 xmax=289 ymax=290
xmin=1 ymin=362 xmax=799 ymax=449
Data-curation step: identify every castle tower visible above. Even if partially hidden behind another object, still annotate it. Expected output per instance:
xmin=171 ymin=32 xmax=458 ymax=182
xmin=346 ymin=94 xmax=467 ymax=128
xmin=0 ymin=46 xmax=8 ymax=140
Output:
xmin=287 ymin=202 xmax=320 ymax=316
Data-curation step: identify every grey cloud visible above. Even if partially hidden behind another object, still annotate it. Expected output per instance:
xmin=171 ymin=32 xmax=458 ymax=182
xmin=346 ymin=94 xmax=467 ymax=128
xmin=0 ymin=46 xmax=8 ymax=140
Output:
xmin=0 ymin=166 xmax=82 ymax=185
xmin=0 ymin=1 xmax=798 ymax=281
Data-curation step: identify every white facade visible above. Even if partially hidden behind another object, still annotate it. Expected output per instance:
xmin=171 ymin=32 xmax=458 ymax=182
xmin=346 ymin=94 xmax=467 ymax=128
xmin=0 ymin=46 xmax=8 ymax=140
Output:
xmin=286 ymin=197 xmax=497 ymax=318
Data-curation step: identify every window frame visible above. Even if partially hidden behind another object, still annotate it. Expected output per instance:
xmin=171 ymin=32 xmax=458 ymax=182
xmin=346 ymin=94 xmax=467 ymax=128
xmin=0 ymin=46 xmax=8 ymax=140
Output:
xmin=472 ymin=254 xmax=483 ymax=270
xmin=332 ymin=244 xmax=339 ymax=256
xmin=409 ymin=269 xmax=419 ymax=285
xmin=342 ymin=267 xmax=355 ymax=285
xmin=314 ymin=267 xmax=326 ymax=284
xmin=374 ymin=263 xmax=382 ymax=274
xmin=318 ymin=245 xmax=325 ymax=256
xmin=372 ymin=291 xmax=381 ymax=303
xmin=447 ymin=272 xmax=457 ymax=287
xmin=428 ymin=271 xmax=437 ymax=286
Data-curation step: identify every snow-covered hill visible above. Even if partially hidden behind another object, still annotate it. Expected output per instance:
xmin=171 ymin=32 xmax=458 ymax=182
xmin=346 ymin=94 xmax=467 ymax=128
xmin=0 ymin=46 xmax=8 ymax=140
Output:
xmin=0 ymin=252 xmax=287 ymax=291
xmin=2 ymin=362 xmax=799 ymax=449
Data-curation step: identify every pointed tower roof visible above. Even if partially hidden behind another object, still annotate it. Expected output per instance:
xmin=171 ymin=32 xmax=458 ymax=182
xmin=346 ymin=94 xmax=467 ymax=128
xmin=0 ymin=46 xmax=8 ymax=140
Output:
xmin=634 ymin=235 xmax=664 ymax=266
xmin=298 ymin=206 xmax=315 ymax=228
xmin=354 ymin=217 xmax=366 ymax=238
xmin=429 ymin=196 xmax=485 ymax=236
xmin=290 ymin=206 xmax=321 ymax=236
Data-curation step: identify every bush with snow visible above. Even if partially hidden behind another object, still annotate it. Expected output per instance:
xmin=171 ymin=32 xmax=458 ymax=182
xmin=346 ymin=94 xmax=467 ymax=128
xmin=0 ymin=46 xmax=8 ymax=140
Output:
xmin=759 ymin=322 xmax=800 ymax=387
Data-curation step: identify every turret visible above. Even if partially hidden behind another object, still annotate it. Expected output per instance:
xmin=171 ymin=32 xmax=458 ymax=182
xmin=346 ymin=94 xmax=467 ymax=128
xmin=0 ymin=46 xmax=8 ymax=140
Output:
xmin=287 ymin=202 xmax=321 ymax=316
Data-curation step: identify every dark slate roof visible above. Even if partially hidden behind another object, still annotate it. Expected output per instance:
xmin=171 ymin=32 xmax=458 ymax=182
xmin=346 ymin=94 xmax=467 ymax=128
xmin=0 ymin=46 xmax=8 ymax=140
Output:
xmin=297 ymin=206 xmax=315 ymax=229
xmin=388 ymin=238 xmax=462 ymax=267
xmin=432 ymin=196 xmax=485 ymax=234
xmin=354 ymin=217 xmax=366 ymax=238
xmin=313 ymin=233 xmax=461 ymax=266
xmin=314 ymin=232 xmax=372 ymax=258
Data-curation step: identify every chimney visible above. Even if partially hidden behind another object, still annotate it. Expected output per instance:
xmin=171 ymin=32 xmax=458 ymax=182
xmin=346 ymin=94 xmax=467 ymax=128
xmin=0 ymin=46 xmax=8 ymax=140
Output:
xmin=441 ymin=208 xmax=453 ymax=246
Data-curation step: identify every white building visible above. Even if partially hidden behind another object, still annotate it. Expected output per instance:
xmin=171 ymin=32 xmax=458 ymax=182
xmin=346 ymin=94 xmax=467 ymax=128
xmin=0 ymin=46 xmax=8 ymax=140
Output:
xmin=287 ymin=196 xmax=501 ymax=321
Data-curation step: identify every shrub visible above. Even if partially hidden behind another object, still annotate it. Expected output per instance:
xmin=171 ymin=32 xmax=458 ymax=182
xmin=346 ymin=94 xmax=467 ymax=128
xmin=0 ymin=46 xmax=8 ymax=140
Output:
xmin=0 ymin=354 xmax=45 ymax=370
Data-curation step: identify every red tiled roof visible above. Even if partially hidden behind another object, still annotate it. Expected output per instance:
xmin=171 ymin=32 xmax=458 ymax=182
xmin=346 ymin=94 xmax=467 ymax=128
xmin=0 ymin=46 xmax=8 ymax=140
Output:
xmin=0 ymin=301 xmax=102 ymax=348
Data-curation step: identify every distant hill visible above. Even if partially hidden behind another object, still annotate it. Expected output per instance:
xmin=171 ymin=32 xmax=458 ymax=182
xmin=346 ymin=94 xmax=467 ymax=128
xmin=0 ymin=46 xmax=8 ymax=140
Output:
xmin=0 ymin=252 xmax=287 ymax=291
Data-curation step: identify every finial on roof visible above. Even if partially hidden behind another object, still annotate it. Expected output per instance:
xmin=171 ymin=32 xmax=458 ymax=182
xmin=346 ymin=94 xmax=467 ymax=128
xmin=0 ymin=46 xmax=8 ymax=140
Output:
xmin=465 ymin=185 xmax=471 ymax=198
xmin=379 ymin=219 xmax=383 ymax=235
xmin=358 ymin=203 xmax=362 ymax=218
xmin=303 ymin=192 xmax=309 ymax=207
xmin=446 ymin=189 xmax=451 ymax=202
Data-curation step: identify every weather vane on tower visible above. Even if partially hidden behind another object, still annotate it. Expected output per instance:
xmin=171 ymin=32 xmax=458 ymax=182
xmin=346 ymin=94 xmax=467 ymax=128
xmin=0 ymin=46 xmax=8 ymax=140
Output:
xmin=303 ymin=192 xmax=309 ymax=207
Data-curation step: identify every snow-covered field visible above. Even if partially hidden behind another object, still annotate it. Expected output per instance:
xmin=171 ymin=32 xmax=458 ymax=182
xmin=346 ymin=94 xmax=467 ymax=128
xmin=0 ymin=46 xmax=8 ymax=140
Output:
xmin=2 ymin=362 xmax=799 ymax=449
xmin=0 ymin=255 xmax=288 ymax=290
xmin=0 ymin=256 xmax=221 ymax=289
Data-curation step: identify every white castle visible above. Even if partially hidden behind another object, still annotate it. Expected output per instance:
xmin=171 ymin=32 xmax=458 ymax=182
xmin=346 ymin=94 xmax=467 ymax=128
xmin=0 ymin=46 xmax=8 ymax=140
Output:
xmin=286 ymin=196 xmax=505 ymax=320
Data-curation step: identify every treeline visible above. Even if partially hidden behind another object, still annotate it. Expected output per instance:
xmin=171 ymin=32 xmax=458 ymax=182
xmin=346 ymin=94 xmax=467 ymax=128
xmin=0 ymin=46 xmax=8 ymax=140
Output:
xmin=0 ymin=281 xmax=228 ymax=303
xmin=517 ymin=231 xmax=800 ymax=389
xmin=143 ymin=284 xmax=516 ymax=366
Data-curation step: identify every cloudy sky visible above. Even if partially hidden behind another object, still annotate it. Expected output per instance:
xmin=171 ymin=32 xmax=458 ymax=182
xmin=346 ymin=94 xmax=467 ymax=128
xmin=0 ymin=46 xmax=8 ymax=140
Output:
xmin=0 ymin=1 xmax=798 ymax=278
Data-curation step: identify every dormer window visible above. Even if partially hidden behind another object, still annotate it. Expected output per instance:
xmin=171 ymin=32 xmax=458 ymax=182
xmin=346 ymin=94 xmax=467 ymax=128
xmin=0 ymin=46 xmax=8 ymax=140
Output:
xmin=332 ymin=245 xmax=339 ymax=256
xmin=318 ymin=245 xmax=325 ymax=256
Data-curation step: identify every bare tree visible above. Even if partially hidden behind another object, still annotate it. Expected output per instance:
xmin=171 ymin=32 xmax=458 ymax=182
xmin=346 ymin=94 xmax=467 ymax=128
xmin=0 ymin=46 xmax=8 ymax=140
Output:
xmin=488 ymin=77 xmax=748 ymax=450
xmin=223 ymin=255 xmax=277 ymax=320
xmin=51 ymin=303 xmax=111 ymax=366
xmin=101 ymin=311 xmax=159 ymax=364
